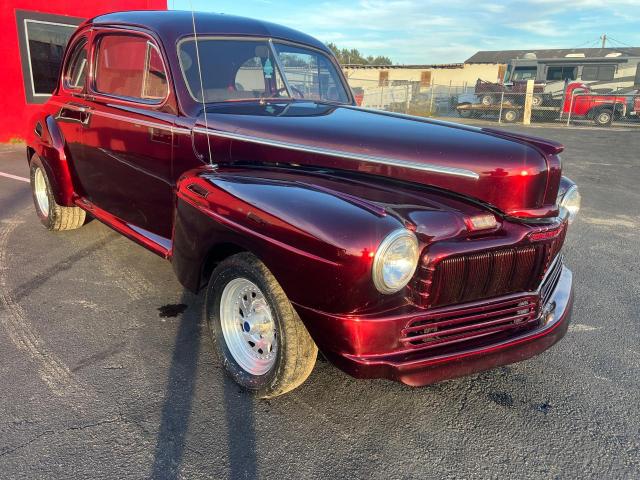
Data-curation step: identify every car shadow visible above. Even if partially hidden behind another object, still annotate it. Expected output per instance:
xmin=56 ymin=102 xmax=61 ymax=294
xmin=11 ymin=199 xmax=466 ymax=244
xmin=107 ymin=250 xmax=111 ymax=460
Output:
xmin=151 ymin=289 xmax=257 ymax=480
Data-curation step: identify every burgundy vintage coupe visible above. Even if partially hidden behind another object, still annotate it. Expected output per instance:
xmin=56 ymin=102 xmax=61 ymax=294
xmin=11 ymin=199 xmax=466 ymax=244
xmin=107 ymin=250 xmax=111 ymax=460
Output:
xmin=26 ymin=11 xmax=580 ymax=397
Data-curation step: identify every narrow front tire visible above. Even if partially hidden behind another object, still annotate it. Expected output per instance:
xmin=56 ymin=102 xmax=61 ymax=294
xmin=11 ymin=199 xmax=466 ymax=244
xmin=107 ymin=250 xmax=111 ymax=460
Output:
xmin=205 ymin=253 xmax=317 ymax=398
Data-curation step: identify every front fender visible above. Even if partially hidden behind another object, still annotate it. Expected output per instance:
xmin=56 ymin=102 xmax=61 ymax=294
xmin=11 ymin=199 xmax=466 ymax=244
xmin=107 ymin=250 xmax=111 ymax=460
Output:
xmin=172 ymin=166 xmax=407 ymax=314
xmin=26 ymin=114 xmax=76 ymax=206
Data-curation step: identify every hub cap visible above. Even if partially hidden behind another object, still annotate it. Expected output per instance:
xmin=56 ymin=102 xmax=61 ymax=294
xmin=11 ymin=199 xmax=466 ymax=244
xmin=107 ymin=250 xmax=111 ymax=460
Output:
xmin=33 ymin=167 xmax=49 ymax=216
xmin=220 ymin=278 xmax=277 ymax=375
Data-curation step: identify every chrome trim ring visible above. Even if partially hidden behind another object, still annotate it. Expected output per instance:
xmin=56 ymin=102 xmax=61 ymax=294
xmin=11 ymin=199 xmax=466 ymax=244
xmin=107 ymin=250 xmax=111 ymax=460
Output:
xmin=219 ymin=278 xmax=277 ymax=375
xmin=372 ymin=228 xmax=420 ymax=294
xmin=33 ymin=167 xmax=49 ymax=217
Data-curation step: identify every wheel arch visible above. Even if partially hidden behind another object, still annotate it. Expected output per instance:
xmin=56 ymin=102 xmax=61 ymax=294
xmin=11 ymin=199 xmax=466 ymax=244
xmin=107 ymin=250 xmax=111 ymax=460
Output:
xmin=26 ymin=115 xmax=77 ymax=206
xmin=199 ymin=242 xmax=248 ymax=291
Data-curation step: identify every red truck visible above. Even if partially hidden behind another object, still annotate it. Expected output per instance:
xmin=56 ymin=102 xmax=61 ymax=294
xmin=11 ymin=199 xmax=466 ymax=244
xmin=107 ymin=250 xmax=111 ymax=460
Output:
xmin=562 ymin=83 xmax=628 ymax=126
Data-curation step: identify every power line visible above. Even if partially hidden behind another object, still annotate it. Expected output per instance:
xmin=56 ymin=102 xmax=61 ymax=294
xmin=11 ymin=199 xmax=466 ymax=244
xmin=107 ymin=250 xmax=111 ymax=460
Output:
xmin=572 ymin=37 xmax=600 ymax=49
xmin=607 ymin=36 xmax=635 ymax=48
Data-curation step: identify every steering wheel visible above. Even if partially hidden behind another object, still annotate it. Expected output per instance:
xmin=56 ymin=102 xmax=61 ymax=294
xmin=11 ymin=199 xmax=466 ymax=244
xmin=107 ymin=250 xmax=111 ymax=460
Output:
xmin=275 ymin=85 xmax=305 ymax=99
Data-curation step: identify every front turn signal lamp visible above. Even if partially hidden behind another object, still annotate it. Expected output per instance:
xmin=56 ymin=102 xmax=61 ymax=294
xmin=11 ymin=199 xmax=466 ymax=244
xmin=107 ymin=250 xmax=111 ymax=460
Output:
xmin=558 ymin=184 xmax=581 ymax=224
xmin=372 ymin=229 xmax=419 ymax=294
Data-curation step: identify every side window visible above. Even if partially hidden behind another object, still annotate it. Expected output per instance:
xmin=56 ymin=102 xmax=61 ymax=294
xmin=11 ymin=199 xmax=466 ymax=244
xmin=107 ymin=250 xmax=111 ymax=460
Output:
xmin=95 ymin=34 xmax=168 ymax=102
xmin=235 ymin=57 xmax=267 ymax=93
xmin=274 ymin=46 xmax=349 ymax=102
xmin=582 ymin=65 xmax=616 ymax=81
xmin=635 ymin=64 xmax=640 ymax=87
xmin=547 ymin=66 xmax=577 ymax=81
xmin=512 ymin=67 xmax=537 ymax=81
xmin=64 ymin=38 xmax=88 ymax=90
xmin=597 ymin=65 xmax=615 ymax=81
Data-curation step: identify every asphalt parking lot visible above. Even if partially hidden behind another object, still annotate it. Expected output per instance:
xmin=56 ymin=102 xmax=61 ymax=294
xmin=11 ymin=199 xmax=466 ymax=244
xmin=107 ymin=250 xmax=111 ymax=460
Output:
xmin=0 ymin=125 xmax=639 ymax=480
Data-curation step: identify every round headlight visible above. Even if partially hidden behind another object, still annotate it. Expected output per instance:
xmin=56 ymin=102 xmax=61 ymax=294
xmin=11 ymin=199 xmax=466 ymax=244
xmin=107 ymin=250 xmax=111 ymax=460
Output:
xmin=559 ymin=185 xmax=581 ymax=224
xmin=372 ymin=229 xmax=420 ymax=294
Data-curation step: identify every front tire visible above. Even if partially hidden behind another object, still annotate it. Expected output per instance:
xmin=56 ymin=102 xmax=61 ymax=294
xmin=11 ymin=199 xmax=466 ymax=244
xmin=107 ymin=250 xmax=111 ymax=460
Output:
xmin=29 ymin=154 xmax=85 ymax=231
xmin=457 ymin=104 xmax=472 ymax=118
xmin=502 ymin=108 xmax=520 ymax=123
xmin=205 ymin=253 xmax=317 ymax=398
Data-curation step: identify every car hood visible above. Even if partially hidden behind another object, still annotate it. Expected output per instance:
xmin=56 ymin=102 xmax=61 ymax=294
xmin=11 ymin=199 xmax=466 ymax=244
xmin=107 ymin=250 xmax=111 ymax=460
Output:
xmin=193 ymin=101 xmax=563 ymax=218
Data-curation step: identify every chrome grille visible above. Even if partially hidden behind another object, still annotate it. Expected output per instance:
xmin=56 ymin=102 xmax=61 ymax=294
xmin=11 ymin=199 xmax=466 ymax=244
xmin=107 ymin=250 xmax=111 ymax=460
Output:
xmin=411 ymin=223 xmax=567 ymax=308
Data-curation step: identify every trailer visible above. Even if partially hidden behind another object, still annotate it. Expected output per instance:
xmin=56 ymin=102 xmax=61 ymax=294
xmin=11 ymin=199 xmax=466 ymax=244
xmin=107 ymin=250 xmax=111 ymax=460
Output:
xmin=456 ymin=101 xmax=558 ymax=123
xmin=457 ymin=82 xmax=633 ymax=126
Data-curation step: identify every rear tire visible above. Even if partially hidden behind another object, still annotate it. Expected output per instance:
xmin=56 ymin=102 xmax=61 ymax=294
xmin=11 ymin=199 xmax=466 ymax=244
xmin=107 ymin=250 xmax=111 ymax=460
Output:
xmin=593 ymin=108 xmax=613 ymax=126
xmin=29 ymin=154 xmax=85 ymax=231
xmin=532 ymin=94 xmax=543 ymax=107
xmin=205 ymin=252 xmax=317 ymax=398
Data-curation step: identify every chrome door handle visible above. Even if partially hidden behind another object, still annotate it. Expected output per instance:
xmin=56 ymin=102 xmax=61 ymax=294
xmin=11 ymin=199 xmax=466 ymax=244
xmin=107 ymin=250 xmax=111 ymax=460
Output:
xmin=66 ymin=102 xmax=92 ymax=113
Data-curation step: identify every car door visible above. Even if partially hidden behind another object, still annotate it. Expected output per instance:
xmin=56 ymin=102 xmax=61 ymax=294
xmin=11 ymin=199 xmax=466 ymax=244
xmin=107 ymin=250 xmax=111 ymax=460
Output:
xmin=53 ymin=31 xmax=92 ymax=192
xmin=76 ymin=29 xmax=175 ymax=240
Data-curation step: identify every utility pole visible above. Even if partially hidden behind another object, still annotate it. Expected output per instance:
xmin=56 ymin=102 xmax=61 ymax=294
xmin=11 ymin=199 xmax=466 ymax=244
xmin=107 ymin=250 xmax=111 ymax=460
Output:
xmin=600 ymin=33 xmax=607 ymax=48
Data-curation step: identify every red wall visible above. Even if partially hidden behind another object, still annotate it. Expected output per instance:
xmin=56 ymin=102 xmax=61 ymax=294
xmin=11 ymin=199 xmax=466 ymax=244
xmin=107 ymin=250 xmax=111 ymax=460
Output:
xmin=0 ymin=0 xmax=167 ymax=142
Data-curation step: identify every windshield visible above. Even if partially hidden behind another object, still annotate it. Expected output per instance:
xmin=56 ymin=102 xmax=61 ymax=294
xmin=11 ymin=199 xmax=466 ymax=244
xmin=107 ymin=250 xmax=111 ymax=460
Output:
xmin=178 ymin=38 xmax=350 ymax=104
xmin=511 ymin=66 xmax=537 ymax=81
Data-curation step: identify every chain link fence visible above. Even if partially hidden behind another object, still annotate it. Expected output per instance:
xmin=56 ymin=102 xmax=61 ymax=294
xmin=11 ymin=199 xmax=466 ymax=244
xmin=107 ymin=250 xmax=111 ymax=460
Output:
xmin=347 ymin=77 xmax=640 ymax=128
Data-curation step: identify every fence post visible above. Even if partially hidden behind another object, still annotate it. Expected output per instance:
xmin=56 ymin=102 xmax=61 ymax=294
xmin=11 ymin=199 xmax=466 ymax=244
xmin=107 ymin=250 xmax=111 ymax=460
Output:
xmin=566 ymin=91 xmax=575 ymax=126
xmin=380 ymin=84 xmax=384 ymax=110
xmin=523 ymin=79 xmax=534 ymax=125
xmin=498 ymin=91 xmax=505 ymax=124
xmin=405 ymin=83 xmax=410 ymax=114
xmin=429 ymin=80 xmax=434 ymax=114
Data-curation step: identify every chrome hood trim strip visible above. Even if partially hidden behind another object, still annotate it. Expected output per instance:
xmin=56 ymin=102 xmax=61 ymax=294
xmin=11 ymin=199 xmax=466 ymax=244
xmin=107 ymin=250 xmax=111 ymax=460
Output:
xmin=192 ymin=127 xmax=480 ymax=180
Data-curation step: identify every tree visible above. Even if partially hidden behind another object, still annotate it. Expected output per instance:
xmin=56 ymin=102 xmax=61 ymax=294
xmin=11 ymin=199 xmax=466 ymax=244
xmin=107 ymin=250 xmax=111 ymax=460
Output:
xmin=327 ymin=43 xmax=393 ymax=66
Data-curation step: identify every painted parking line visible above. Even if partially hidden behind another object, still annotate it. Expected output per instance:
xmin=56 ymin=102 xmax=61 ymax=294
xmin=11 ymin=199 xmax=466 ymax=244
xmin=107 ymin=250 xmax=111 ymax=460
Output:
xmin=0 ymin=171 xmax=29 ymax=183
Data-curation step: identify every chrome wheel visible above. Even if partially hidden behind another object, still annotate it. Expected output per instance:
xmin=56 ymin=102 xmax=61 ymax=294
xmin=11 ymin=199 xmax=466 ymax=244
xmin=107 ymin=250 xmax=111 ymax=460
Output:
xmin=481 ymin=95 xmax=493 ymax=106
xmin=33 ymin=167 xmax=49 ymax=217
xmin=596 ymin=111 xmax=612 ymax=125
xmin=503 ymin=110 xmax=518 ymax=123
xmin=219 ymin=278 xmax=277 ymax=375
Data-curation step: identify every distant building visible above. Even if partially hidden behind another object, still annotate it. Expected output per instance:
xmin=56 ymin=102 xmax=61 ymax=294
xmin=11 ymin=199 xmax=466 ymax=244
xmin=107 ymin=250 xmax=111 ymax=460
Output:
xmin=343 ymin=63 xmax=502 ymax=86
xmin=465 ymin=48 xmax=640 ymax=90
xmin=341 ymin=63 xmax=503 ymax=109
xmin=465 ymin=48 xmax=640 ymax=64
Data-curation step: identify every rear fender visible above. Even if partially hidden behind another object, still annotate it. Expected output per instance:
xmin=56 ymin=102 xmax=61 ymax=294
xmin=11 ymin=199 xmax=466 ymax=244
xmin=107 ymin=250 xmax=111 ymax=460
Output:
xmin=26 ymin=115 xmax=76 ymax=206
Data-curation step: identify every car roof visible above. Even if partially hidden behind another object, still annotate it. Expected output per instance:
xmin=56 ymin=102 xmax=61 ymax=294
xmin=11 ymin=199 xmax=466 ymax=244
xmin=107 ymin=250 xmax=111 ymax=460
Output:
xmin=88 ymin=10 xmax=330 ymax=53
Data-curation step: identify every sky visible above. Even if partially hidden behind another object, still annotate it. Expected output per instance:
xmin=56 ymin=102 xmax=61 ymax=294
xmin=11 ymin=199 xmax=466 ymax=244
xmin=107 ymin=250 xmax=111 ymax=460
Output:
xmin=171 ymin=0 xmax=640 ymax=65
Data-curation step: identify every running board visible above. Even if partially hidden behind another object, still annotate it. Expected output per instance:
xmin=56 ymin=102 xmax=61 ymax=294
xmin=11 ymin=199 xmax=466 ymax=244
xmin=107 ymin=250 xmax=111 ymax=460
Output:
xmin=74 ymin=197 xmax=172 ymax=259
